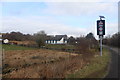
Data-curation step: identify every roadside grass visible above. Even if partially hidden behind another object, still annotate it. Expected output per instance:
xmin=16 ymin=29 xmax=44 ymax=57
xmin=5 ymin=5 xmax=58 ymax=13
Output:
xmin=67 ymin=48 xmax=110 ymax=78
xmin=2 ymin=44 xmax=38 ymax=50
xmin=2 ymin=44 xmax=110 ymax=78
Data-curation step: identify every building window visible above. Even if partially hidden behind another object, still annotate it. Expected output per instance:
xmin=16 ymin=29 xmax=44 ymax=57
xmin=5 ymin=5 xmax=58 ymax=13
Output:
xmin=46 ymin=40 xmax=48 ymax=44
xmin=53 ymin=40 xmax=54 ymax=44
xmin=55 ymin=40 xmax=57 ymax=44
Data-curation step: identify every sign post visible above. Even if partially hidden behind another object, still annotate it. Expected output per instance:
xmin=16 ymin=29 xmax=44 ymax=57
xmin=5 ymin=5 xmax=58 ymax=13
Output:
xmin=97 ymin=16 xmax=105 ymax=56
xmin=100 ymin=36 xmax=102 ymax=56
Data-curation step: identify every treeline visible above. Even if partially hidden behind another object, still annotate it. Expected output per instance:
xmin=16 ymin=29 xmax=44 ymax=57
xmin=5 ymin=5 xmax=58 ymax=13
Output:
xmin=2 ymin=31 xmax=98 ymax=49
xmin=2 ymin=32 xmax=34 ymax=41
xmin=103 ymin=32 xmax=120 ymax=48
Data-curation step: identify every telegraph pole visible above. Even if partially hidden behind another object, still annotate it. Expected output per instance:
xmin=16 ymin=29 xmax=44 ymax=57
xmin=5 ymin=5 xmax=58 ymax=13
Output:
xmin=97 ymin=16 xmax=105 ymax=56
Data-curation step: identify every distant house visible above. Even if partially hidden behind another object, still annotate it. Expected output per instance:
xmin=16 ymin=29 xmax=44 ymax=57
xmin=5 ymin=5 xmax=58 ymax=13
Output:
xmin=46 ymin=35 xmax=68 ymax=44
xmin=3 ymin=39 xmax=9 ymax=44
xmin=0 ymin=33 xmax=6 ymax=43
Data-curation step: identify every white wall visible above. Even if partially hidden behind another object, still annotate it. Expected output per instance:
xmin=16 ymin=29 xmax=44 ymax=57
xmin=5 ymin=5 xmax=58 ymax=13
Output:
xmin=46 ymin=37 xmax=67 ymax=44
xmin=56 ymin=38 xmax=64 ymax=44
xmin=51 ymin=40 xmax=55 ymax=44
xmin=48 ymin=41 xmax=50 ymax=44
xmin=64 ymin=41 xmax=67 ymax=44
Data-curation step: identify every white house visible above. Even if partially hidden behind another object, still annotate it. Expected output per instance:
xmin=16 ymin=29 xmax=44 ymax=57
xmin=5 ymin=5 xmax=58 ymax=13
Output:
xmin=46 ymin=35 xmax=68 ymax=44
xmin=3 ymin=39 xmax=9 ymax=44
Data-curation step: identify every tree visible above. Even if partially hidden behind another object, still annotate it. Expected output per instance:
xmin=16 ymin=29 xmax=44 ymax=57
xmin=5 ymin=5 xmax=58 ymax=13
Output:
xmin=103 ymin=32 xmax=119 ymax=48
xmin=34 ymin=31 xmax=47 ymax=47
xmin=2 ymin=32 xmax=23 ymax=41
xmin=86 ymin=32 xmax=94 ymax=39
xmin=67 ymin=36 xmax=76 ymax=45
xmin=85 ymin=32 xmax=98 ymax=49
xmin=2 ymin=31 xmax=34 ymax=41
xmin=76 ymin=37 xmax=90 ymax=54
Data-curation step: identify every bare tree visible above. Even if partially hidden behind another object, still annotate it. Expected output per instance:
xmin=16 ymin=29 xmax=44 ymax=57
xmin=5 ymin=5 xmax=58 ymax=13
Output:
xmin=33 ymin=31 xmax=47 ymax=47
xmin=67 ymin=36 xmax=76 ymax=45
xmin=103 ymin=32 xmax=119 ymax=48
xmin=85 ymin=32 xmax=98 ymax=49
xmin=76 ymin=37 xmax=90 ymax=54
xmin=76 ymin=33 xmax=98 ymax=54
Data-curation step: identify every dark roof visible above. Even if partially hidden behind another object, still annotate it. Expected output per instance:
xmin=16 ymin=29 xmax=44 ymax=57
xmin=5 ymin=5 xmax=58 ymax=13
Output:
xmin=55 ymin=35 xmax=67 ymax=40
xmin=46 ymin=36 xmax=54 ymax=40
xmin=46 ymin=35 xmax=67 ymax=41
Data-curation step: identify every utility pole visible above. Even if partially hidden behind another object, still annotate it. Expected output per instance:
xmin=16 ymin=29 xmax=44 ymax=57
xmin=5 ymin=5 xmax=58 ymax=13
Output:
xmin=97 ymin=16 xmax=105 ymax=56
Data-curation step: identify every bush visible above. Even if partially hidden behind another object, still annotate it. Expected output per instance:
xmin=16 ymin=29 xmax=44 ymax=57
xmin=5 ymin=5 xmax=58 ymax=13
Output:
xmin=76 ymin=37 xmax=90 ymax=54
xmin=76 ymin=37 xmax=99 ymax=54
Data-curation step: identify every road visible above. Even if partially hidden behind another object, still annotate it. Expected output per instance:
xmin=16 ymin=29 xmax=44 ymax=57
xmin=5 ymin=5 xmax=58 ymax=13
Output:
xmin=103 ymin=46 xmax=119 ymax=79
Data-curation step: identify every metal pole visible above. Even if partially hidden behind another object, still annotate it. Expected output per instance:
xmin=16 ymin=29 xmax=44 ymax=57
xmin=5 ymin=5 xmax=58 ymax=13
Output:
xmin=100 ymin=36 xmax=102 ymax=56
xmin=98 ymin=16 xmax=105 ymax=56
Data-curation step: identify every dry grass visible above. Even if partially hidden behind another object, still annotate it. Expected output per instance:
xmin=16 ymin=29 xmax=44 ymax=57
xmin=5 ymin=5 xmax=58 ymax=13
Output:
xmin=9 ymin=41 xmax=37 ymax=46
xmin=67 ymin=48 xmax=110 ymax=78
xmin=3 ymin=49 xmax=87 ymax=78
xmin=3 ymin=49 xmax=77 ymax=68
xmin=3 ymin=48 xmax=95 ymax=78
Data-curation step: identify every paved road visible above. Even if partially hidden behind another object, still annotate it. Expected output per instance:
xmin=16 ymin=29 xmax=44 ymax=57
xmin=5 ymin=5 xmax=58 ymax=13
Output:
xmin=103 ymin=46 xmax=119 ymax=79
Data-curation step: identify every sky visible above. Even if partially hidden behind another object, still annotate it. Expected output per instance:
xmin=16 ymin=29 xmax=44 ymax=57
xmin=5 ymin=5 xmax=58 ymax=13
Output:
xmin=0 ymin=0 xmax=119 ymax=39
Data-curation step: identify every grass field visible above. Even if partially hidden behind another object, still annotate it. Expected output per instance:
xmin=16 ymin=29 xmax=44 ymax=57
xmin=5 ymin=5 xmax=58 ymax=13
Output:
xmin=45 ymin=44 xmax=75 ymax=49
xmin=67 ymin=48 xmax=110 ymax=78
xmin=2 ymin=44 xmax=38 ymax=50
xmin=2 ymin=44 xmax=75 ymax=51
xmin=2 ymin=44 xmax=81 ymax=78
xmin=2 ymin=44 xmax=110 ymax=78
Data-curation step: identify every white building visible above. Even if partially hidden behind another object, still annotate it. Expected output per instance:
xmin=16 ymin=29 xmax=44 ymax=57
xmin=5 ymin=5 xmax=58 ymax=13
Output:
xmin=46 ymin=35 xmax=68 ymax=44
xmin=3 ymin=39 xmax=9 ymax=44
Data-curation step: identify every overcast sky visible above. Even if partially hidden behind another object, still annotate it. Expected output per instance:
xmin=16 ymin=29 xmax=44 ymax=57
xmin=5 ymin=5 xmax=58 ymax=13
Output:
xmin=0 ymin=0 xmax=119 ymax=39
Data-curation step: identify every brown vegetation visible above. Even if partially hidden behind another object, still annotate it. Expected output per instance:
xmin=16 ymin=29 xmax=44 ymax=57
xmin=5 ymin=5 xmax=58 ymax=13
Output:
xmin=9 ymin=41 xmax=37 ymax=46
xmin=3 ymin=49 xmax=95 ymax=78
xmin=103 ymin=32 xmax=119 ymax=48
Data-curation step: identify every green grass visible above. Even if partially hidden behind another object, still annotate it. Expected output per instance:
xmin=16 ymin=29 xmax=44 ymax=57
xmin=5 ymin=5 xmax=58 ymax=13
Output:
xmin=45 ymin=44 xmax=75 ymax=49
xmin=67 ymin=48 xmax=110 ymax=78
xmin=2 ymin=44 xmax=38 ymax=50
xmin=1 ymin=44 xmax=75 ymax=51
